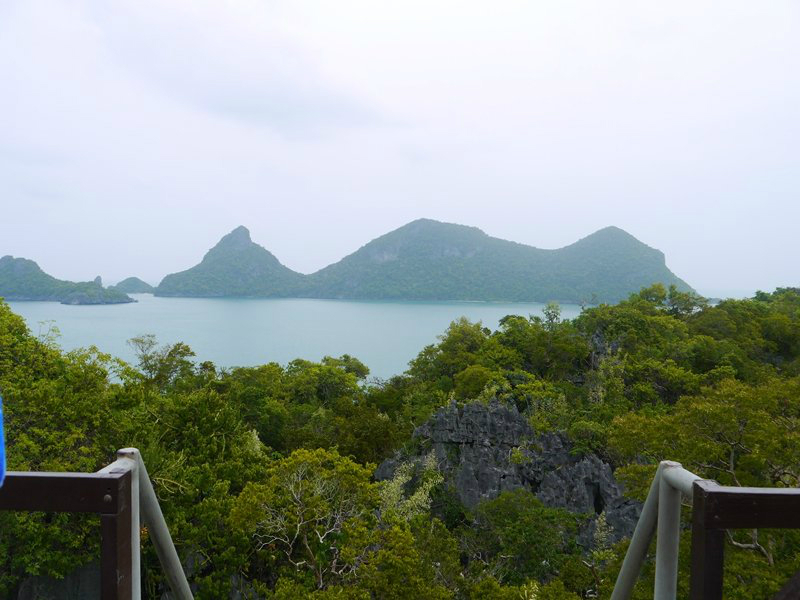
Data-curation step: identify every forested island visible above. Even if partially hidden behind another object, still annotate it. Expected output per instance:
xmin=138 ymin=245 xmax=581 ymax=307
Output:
xmin=0 ymin=220 xmax=692 ymax=306
xmin=2 ymin=285 xmax=798 ymax=599
xmin=109 ymin=276 xmax=155 ymax=294
xmin=155 ymin=220 xmax=692 ymax=304
xmin=0 ymin=256 xmax=134 ymax=305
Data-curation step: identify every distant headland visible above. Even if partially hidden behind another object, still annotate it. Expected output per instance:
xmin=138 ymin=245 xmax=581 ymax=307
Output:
xmin=154 ymin=219 xmax=693 ymax=304
xmin=0 ymin=256 xmax=135 ymax=305
xmin=0 ymin=220 xmax=694 ymax=305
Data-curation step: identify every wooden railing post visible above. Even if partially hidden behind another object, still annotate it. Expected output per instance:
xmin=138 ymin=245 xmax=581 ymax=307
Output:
xmin=0 ymin=467 xmax=135 ymax=599
xmin=100 ymin=468 xmax=133 ymax=599
xmin=689 ymin=480 xmax=724 ymax=600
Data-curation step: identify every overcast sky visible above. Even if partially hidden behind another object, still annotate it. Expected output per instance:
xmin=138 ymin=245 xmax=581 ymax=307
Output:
xmin=1 ymin=0 xmax=798 ymax=297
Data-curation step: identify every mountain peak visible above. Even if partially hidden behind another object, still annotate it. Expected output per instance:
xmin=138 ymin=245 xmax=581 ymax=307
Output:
xmin=584 ymin=225 xmax=634 ymax=240
xmin=405 ymin=218 xmax=449 ymax=228
xmin=156 ymin=226 xmax=304 ymax=297
xmin=401 ymin=218 xmax=484 ymax=233
xmin=380 ymin=219 xmax=489 ymax=246
xmin=111 ymin=277 xmax=155 ymax=294
xmin=595 ymin=225 xmax=625 ymax=234
xmin=569 ymin=226 xmax=647 ymax=249
xmin=215 ymin=226 xmax=252 ymax=249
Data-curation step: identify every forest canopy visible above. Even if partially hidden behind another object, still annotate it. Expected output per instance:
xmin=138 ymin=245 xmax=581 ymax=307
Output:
xmin=1 ymin=285 xmax=799 ymax=599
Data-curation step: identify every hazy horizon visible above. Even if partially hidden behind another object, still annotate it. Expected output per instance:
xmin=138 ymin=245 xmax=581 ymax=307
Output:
xmin=2 ymin=1 xmax=798 ymax=299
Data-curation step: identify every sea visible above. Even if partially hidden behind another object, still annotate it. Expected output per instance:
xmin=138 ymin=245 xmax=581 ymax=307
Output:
xmin=7 ymin=294 xmax=583 ymax=380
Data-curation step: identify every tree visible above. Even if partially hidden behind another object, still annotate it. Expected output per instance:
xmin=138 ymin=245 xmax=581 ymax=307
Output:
xmin=408 ymin=318 xmax=492 ymax=381
xmin=666 ymin=285 xmax=708 ymax=317
xmin=0 ymin=302 xmax=123 ymax=594
xmin=610 ymin=377 xmax=800 ymax=587
xmin=454 ymin=365 xmax=501 ymax=400
xmin=231 ymin=449 xmax=378 ymax=590
xmin=127 ymin=334 xmax=196 ymax=392
xmin=379 ymin=454 xmax=443 ymax=523
xmin=461 ymin=489 xmax=579 ymax=584
xmin=355 ymin=526 xmax=451 ymax=600
xmin=321 ymin=355 xmax=370 ymax=380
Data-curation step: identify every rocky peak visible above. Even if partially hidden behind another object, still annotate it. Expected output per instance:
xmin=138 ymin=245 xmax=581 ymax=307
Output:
xmin=213 ymin=226 xmax=253 ymax=252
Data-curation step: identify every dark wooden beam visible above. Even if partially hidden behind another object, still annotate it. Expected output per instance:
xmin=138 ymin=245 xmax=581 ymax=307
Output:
xmin=689 ymin=480 xmax=724 ymax=600
xmin=0 ymin=471 xmax=126 ymax=513
xmin=100 ymin=470 xmax=133 ymax=600
xmin=700 ymin=484 xmax=800 ymax=530
xmin=689 ymin=480 xmax=800 ymax=599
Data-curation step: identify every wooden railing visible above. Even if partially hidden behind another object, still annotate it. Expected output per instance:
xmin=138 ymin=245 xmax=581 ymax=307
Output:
xmin=0 ymin=448 xmax=192 ymax=600
xmin=611 ymin=461 xmax=800 ymax=599
xmin=4 ymin=454 xmax=799 ymax=599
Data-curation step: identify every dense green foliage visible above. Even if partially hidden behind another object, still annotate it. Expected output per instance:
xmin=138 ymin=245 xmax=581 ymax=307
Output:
xmin=154 ymin=220 xmax=692 ymax=303
xmin=110 ymin=277 xmax=155 ymax=294
xmin=0 ymin=256 xmax=133 ymax=305
xmin=1 ymin=285 xmax=799 ymax=598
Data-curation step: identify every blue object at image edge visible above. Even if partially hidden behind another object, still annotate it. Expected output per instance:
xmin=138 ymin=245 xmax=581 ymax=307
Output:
xmin=0 ymin=394 xmax=5 ymax=487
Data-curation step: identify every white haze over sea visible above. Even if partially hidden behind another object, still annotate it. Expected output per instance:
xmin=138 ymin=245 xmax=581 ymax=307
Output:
xmin=1 ymin=1 xmax=798 ymax=298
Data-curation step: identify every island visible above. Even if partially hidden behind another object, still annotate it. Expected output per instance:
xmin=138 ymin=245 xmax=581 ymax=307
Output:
xmin=109 ymin=276 xmax=155 ymax=294
xmin=0 ymin=256 xmax=135 ymax=305
xmin=154 ymin=219 xmax=692 ymax=304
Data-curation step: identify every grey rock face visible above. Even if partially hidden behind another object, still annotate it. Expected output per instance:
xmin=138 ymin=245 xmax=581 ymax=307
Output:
xmin=377 ymin=400 xmax=640 ymax=545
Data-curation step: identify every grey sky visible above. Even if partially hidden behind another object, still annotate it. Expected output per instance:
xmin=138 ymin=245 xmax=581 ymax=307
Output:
xmin=1 ymin=0 xmax=798 ymax=298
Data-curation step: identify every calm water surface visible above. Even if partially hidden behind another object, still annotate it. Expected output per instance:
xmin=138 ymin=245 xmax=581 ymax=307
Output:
xmin=8 ymin=295 xmax=583 ymax=379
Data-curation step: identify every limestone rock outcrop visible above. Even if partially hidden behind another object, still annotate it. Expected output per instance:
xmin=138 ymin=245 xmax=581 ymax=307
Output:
xmin=376 ymin=400 xmax=640 ymax=545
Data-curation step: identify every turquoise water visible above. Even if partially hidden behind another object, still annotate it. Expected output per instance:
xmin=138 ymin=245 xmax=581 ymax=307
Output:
xmin=7 ymin=295 xmax=583 ymax=380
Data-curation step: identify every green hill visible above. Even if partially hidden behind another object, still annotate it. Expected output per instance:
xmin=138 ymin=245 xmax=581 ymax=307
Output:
xmin=110 ymin=276 xmax=155 ymax=293
xmin=304 ymin=219 xmax=692 ymax=303
xmin=0 ymin=256 xmax=134 ymax=305
xmin=155 ymin=226 xmax=306 ymax=297
xmin=155 ymin=220 xmax=693 ymax=303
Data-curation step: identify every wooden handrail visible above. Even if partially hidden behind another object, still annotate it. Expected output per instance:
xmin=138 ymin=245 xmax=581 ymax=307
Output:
xmin=690 ymin=480 xmax=800 ymax=599
xmin=0 ymin=449 xmax=192 ymax=600
xmin=611 ymin=461 xmax=800 ymax=600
